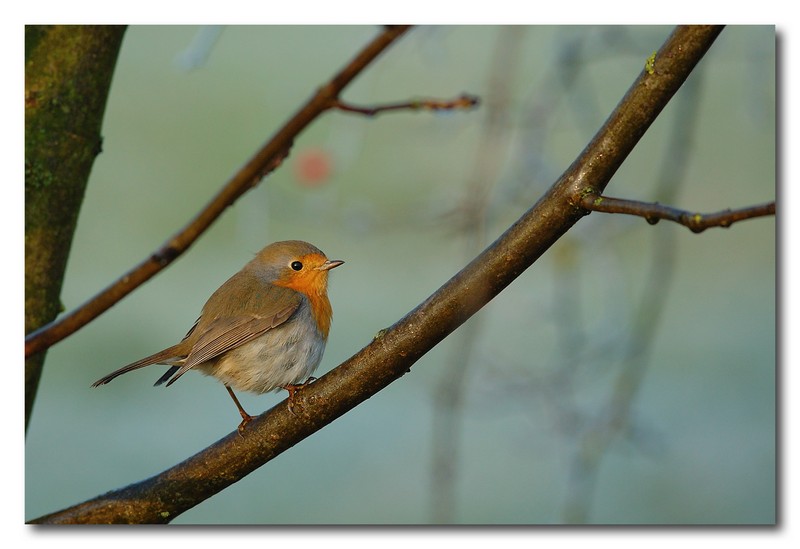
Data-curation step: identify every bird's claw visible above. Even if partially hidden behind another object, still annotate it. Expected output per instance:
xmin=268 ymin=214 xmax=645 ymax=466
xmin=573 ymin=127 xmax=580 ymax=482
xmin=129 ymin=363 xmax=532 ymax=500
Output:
xmin=282 ymin=377 xmax=318 ymax=415
xmin=237 ymin=413 xmax=256 ymax=436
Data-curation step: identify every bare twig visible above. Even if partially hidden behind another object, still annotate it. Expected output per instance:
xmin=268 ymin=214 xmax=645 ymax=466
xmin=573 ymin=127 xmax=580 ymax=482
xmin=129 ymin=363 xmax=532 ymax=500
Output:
xmin=580 ymin=193 xmax=775 ymax=233
xmin=30 ymin=25 xmax=724 ymax=525
xmin=24 ymin=25 xmax=412 ymax=360
xmin=332 ymin=93 xmax=479 ymax=117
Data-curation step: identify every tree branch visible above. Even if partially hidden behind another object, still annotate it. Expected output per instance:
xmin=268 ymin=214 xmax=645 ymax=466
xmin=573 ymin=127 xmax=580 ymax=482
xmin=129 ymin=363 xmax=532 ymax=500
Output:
xmin=24 ymin=25 xmax=412 ymax=360
xmin=580 ymin=193 xmax=775 ymax=233
xmin=29 ymin=25 xmax=725 ymax=524
xmin=332 ymin=93 xmax=480 ymax=117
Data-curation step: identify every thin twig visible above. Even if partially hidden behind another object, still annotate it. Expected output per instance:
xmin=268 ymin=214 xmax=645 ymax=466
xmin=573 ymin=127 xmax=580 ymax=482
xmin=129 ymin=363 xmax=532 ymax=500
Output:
xmin=580 ymin=194 xmax=775 ymax=233
xmin=24 ymin=25 xmax=412 ymax=360
xmin=332 ymin=93 xmax=479 ymax=117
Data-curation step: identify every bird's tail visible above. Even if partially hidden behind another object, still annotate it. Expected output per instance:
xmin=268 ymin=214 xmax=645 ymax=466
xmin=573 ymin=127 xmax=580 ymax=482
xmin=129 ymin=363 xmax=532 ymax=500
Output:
xmin=90 ymin=345 xmax=185 ymax=388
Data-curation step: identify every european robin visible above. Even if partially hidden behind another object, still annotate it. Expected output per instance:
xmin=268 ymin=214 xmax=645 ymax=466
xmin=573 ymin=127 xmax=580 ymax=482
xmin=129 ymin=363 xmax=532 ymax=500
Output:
xmin=91 ymin=240 xmax=344 ymax=433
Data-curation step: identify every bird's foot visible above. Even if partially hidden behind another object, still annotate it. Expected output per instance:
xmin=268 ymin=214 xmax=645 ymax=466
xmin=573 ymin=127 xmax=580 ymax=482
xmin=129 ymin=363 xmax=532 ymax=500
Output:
xmin=282 ymin=377 xmax=317 ymax=415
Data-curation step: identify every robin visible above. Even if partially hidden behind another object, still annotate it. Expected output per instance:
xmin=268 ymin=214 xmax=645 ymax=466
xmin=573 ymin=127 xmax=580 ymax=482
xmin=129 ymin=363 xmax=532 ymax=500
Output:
xmin=91 ymin=240 xmax=344 ymax=433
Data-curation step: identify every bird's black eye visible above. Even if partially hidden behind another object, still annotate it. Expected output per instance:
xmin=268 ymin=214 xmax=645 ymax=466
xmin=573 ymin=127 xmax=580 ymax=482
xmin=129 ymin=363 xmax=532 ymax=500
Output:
xmin=290 ymin=261 xmax=303 ymax=271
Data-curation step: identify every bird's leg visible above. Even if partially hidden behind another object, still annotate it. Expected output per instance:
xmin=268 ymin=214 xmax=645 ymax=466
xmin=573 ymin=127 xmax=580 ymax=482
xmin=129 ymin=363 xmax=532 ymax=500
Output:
xmin=225 ymin=385 xmax=255 ymax=434
xmin=281 ymin=377 xmax=317 ymax=415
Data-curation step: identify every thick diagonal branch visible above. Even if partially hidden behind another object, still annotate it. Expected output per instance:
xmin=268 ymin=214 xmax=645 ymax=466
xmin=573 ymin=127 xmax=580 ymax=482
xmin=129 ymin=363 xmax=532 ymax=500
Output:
xmin=30 ymin=25 xmax=724 ymax=525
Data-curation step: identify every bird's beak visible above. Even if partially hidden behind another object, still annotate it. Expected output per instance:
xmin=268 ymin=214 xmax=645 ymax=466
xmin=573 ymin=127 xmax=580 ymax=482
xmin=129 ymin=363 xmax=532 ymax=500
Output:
xmin=317 ymin=259 xmax=344 ymax=271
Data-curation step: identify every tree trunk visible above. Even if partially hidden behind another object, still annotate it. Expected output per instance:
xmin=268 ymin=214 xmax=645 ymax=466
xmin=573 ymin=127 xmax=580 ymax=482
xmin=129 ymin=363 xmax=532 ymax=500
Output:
xmin=25 ymin=25 xmax=127 ymax=431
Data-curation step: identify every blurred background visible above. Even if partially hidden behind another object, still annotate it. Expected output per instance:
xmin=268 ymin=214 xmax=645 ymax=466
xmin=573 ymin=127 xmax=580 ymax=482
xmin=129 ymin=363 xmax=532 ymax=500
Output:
xmin=25 ymin=26 xmax=775 ymax=524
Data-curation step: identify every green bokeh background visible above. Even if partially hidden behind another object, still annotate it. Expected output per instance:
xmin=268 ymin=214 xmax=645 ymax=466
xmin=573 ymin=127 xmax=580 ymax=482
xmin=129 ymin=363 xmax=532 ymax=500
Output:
xmin=25 ymin=26 xmax=775 ymax=524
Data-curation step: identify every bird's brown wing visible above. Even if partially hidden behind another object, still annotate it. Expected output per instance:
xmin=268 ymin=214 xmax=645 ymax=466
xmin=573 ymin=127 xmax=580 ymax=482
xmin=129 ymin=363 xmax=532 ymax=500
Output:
xmin=162 ymin=295 xmax=300 ymax=386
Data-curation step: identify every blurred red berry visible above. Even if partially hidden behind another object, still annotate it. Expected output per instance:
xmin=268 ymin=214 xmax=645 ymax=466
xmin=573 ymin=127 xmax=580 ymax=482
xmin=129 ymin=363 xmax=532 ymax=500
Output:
xmin=294 ymin=147 xmax=333 ymax=187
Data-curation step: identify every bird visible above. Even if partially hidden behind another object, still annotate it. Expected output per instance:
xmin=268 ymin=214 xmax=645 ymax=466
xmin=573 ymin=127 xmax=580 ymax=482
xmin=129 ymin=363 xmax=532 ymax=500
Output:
xmin=91 ymin=240 xmax=344 ymax=433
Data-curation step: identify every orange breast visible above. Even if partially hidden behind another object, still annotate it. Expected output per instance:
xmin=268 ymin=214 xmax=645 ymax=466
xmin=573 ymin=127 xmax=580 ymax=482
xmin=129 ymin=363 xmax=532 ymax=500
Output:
xmin=305 ymin=291 xmax=333 ymax=338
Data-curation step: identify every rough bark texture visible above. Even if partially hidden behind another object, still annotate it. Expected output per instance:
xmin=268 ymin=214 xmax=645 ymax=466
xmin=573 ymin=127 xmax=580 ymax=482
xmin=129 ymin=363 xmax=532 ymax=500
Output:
xmin=25 ymin=25 xmax=127 ymax=429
